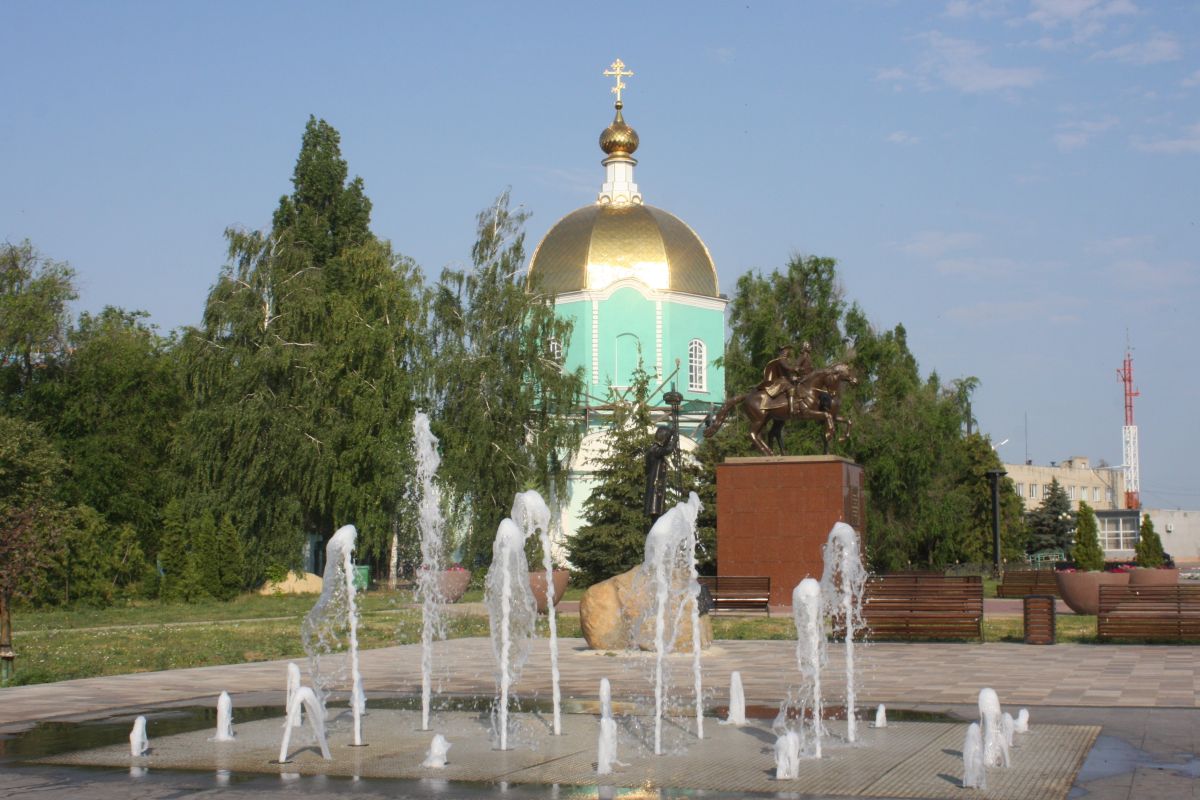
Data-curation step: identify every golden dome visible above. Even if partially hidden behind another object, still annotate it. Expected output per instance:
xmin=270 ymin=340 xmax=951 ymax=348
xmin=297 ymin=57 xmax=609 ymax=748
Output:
xmin=599 ymin=101 xmax=639 ymax=157
xmin=528 ymin=204 xmax=718 ymax=298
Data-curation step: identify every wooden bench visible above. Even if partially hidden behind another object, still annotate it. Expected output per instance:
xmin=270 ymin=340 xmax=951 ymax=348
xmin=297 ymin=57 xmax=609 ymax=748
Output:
xmin=1097 ymin=584 xmax=1200 ymax=642
xmin=997 ymin=570 xmax=1061 ymax=599
xmin=858 ymin=574 xmax=984 ymax=641
xmin=698 ymin=576 xmax=771 ymax=616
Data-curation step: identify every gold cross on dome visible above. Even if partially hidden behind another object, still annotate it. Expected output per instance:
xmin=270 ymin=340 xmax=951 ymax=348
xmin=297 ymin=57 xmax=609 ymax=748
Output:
xmin=603 ymin=59 xmax=634 ymax=103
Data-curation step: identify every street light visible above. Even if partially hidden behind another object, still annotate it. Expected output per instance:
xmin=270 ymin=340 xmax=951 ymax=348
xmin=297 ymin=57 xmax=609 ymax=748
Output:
xmin=986 ymin=469 xmax=1007 ymax=578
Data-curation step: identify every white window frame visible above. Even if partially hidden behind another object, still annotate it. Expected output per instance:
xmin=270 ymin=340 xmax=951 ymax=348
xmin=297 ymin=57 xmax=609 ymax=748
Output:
xmin=688 ymin=338 xmax=707 ymax=392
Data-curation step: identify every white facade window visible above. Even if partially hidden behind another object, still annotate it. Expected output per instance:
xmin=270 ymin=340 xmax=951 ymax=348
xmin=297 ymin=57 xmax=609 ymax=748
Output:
xmin=688 ymin=339 xmax=707 ymax=392
xmin=1068 ymin=485 xmax=1075 ymax=501
xmin=1099 ymin=516 xmax=1137 ymax=550
xmin=1106 ymin=488 xmax=1115 ymax=504
xmin=1016 ymin=482 xmax=1024 ymax=498
xmin=1030 ymin=483 xmax=1039 ymax=499
xmin=1093 ymin=487 xmax=1100 ymax=502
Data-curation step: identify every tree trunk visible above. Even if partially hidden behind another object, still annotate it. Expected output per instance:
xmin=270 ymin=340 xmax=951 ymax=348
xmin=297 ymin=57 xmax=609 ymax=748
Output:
xmin=388 ymin=519 xmax=400 ymax=591
xmin=0 ymin=590 xmax=13 ymax=686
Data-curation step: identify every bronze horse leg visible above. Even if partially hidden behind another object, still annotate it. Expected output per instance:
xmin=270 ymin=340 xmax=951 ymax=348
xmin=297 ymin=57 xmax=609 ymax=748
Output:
xmin=767 ymin=418 xmax=786 ymax=455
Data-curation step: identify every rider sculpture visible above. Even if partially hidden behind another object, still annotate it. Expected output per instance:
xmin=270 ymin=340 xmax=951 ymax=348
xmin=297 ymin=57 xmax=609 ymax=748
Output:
xmin=706 ymin=345 xmax=857 ymax=457
xmin=757 ymin=345 xmax=802 ymax=415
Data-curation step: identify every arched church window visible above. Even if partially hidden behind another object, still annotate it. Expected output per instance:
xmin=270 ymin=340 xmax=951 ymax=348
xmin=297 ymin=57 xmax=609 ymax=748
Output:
xmin=688 ymin=339 xmax=706 ymax=392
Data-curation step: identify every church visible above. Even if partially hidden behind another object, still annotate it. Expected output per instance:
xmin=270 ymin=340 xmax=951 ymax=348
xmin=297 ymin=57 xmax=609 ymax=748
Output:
xmin=526 ymin=61 xmax=727 ymax=537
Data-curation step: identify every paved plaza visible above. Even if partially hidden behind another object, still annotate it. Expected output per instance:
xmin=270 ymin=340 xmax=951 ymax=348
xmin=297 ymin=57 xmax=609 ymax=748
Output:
xmin=2 ymin=636 xmax=1198 ymax=798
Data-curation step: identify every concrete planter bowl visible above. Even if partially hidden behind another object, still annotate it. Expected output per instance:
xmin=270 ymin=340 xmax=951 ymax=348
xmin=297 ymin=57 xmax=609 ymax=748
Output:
xmin=1054 ymin=570 xmax=1130 ymax=615
xmin=529 ymin=569 xmax=571 ymax=613
xmin=436 ymin=569 xmax=471 ymax=603
xmin=1128 ymin=567 xmax=1180 ymax=586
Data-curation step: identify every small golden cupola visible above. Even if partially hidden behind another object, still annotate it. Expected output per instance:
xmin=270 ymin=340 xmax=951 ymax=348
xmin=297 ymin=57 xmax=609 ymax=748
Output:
xmin=597 ymin=59 xmax=641 ymax=206
xmin=527 ymin=58 xmax=720 ymax=299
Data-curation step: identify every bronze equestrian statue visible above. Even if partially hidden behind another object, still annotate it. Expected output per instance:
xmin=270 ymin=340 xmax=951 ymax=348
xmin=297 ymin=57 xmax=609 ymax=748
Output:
xmin=705 ymin=359 xmax=858 ymax=457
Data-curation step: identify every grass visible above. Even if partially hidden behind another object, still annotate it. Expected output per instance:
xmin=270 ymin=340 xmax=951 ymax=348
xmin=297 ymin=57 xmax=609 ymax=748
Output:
xmin=1 ymin=591 xmax=1179 ymax=687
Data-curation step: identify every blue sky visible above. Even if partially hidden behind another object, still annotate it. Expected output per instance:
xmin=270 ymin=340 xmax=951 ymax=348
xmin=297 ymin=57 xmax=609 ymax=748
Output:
xmin=4 ymin=1 xmax=1197 ymax=509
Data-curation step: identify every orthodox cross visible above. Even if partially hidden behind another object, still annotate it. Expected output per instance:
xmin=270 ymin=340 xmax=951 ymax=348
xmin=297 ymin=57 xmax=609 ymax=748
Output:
xmin=603 ymin=59 xmax=634 ymax=103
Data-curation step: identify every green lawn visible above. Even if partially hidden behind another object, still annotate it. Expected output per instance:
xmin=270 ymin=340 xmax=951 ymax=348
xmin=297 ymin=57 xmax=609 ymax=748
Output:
xmin=0 ymin=591 xmax=1148 ymax=688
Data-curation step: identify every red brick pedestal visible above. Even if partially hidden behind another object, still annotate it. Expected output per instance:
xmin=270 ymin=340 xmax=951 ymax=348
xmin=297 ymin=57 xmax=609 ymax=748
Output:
xmin=716 ymin=456 xmax=866 ymax=607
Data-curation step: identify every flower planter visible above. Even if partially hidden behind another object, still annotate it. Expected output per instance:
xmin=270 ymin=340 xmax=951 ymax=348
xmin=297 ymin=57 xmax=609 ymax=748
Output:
xmin=529 ymin=569 xmax=571 ymax=613
xmin=1128 ymin=567 xmax=1179 ymax=586
xmin=1054 ymin=570 xmax=1129 ymax=616
xmin=435 ymin=569 xmax=471 ymax=603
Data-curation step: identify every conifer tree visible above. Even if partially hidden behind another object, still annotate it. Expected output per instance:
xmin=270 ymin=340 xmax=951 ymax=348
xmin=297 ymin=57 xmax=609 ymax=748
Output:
xmin=216 ymin=513 xmax=246 ymax=600
xmin=1071 ymin=500 xmax=1104 ymax=571
xmin=1027 ymin=478 xmax=1075 ymax=554
xmin=1134 ymin=514 xmax=1165 ymax=568
xmin=567 ymin=369 xmax=657 ymax=586
xmin=158 ymin=498 xmax=189 ymax=601
xmin=192 ymin=510 xmax=221 ymax=598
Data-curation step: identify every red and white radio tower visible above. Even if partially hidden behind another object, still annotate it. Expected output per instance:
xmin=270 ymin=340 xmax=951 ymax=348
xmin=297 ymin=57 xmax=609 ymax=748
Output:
xmin=1117 ymin=346 xmax=1140 ymax=509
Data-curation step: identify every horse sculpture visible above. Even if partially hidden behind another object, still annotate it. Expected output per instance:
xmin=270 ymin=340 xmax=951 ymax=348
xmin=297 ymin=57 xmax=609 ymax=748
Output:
xmin=704 ymin=362 xmax=857 ymax=457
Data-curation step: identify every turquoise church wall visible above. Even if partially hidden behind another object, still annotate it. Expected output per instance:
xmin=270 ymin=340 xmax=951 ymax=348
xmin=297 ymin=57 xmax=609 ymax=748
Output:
xmin=554 ymin=284 xmax=725 ymax=410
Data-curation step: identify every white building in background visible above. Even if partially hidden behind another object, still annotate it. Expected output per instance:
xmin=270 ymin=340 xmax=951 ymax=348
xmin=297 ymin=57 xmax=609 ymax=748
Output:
xmin=1146 ymin=509 xmax=1200 ymax=566
xmin=1003 ymin=456 xmax=1126 ymax=512
xmin=1002 ymin=456 xmax=1200 ymax=565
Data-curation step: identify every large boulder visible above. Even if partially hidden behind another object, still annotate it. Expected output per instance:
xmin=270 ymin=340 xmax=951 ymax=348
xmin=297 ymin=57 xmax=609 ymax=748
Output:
xmin=579 ymin=566 xmax=712 ymax=651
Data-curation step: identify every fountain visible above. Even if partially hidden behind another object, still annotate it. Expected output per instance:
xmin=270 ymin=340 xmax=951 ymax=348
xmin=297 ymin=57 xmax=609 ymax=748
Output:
xmin=596 ymin=677 xmax=622 ymax=775
xmin=962 ymin=722 xmax=986 ymax=789
xmin=421 ymin=734 xmax=451 ymax=768
xmin=129 ymin=715 xmax=148 ymax=757
xmin=413 ymin=412 xmax=448 ymax=732
xmin=211 ymin=691 xmax=235 ymax=742
xmin=285 ymin=662 xmax=302 ymax=727
xmin=774 ymin=729 xmax=802 ymax=779
xmin=792 ymin=577 xmax=825 ymax=758
xmin=510 ymin=489 xmax=563 ymax=735
xmin=642 ymin=492 xmax=704 ymax=755
xmin=278 ymin=686 xmax=331 ymax=762
xmin=820 ymin=522 xmax=867 ymax=743
xmin=484 ymin=514 xmax=536 ymax=751
xmin=1015 ymin=708 xmax=1030 ymax=733
xmin=874 ymin=704 xmax=887 ymax=728
xmin=300 ymin=524 xmax=365 ymax=745
xmin=978 ymin=687 xmax=1010 ymax=768
xmin=724 ymin=671 xmax=747 ymax=726
xmin=1002 ymin=712 xmax=1015 ymax=747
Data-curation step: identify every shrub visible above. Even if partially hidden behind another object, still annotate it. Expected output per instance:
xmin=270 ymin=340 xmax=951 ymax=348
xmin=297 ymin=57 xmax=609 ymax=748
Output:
xmin=1133 ymin=514 xmax=1165 ymax=568
xmin=1072 ymin=501 xmax=1105 ymax=572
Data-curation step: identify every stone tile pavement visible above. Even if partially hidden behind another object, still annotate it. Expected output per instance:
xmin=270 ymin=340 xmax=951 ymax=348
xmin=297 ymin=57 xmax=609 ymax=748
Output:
xmin=1 ymin=637 xmax=1198 ymax=799
xmin=2 ymin=638 xmax=1196 ymax=728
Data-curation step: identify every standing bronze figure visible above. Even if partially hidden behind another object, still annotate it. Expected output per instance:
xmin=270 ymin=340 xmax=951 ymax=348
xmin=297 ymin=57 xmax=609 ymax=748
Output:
xmin=644 ymin=424 xmax=678 ymax=518
xmin=705 ymin=361 xmax=858 ymax=457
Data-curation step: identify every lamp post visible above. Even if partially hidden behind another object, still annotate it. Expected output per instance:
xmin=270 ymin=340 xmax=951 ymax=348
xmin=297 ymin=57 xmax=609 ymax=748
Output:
xmin=986 ymin=469 xmax=1007 ymax=578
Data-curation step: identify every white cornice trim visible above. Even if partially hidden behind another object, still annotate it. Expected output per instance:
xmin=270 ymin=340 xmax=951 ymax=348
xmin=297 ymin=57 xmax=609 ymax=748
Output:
xmin=554 ymin=281 xmax=727 ymax=311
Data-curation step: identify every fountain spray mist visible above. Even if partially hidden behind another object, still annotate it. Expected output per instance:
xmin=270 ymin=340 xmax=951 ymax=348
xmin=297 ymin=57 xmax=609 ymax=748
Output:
xmin=793 ymin=578 xmax=825 ymax=758
xmin=511 ymin=490 xmax=562 ymax=735
xmin=413 ymin=412 xmax=447 ymax=731
xmin=820 ymin=522 xmax=866 ymax=743
xmin=300 ymin=524 xmax=364 ymax=745
xmin=484 ymin=515 xmax=536 ymax=750
xmin=643 ymin=492 xmax=703 ymax=755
